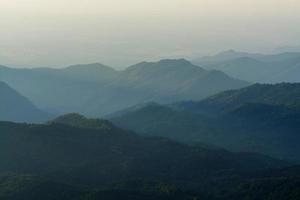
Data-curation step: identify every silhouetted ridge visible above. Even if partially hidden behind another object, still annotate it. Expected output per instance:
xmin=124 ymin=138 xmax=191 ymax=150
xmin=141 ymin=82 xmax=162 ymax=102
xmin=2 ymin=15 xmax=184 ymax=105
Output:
xmin=50 ymin=113 xmax=116 ymax=130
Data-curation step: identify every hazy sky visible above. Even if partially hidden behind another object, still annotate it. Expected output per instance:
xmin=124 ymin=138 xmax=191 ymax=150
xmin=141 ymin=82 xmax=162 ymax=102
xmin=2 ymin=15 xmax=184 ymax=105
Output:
xmin=0 ymin=0 xmax=300 ymax=68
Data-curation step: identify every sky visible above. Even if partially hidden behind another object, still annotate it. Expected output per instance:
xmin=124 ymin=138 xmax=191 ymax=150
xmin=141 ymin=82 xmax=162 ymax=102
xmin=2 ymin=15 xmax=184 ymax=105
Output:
xmin=0 ymin=0 xmax=300 ymax=68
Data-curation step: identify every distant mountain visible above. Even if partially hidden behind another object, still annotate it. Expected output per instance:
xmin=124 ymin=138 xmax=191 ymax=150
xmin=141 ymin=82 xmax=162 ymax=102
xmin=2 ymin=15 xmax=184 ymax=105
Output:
xmin=84 ymin=59 xmax=249 ymax=116
xmin=0 ymin=63 xmax=117 ymax=114
xmin=274 ymin=45 xmax=300 ymax=53
xmin=119 ymin=59 xmax=247 ymax=98
xmin=177 ymin=83 xmax=300 ymax=115
xmin=195 ymin=51 xmax=300 ymax=83
xmin=0 ymin=59 xmax=249 ymax=116
xmin=194 ymin=50 xmax=265 ymax=65
xmin=110 ymin=83 xmax=300 ymax=162
xmin=0 ymin=81 xmax=51 ymax=123
xmin=33 ymin=63 xmax=118 ymax=83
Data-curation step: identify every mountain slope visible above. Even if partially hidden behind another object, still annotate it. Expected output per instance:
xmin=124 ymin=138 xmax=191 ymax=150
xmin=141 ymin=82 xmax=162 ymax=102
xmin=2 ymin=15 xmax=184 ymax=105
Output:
xmin=110 ymin=83 xmax=300 ymax=162
xmin=84 ymin=59 xmax=249 ymax=116
xmin=0 ymin=64 xmax=117 ymax=114
xmin=196 ymin=51 xmax=300 ymax=83
xmin=1 ymin=171 xmax=300 ymax=200
xmin=0 ymin=173 xmax=84 ymax=200
xmin=0 ymin=116 xmax=286 ymax=188
xmin=175 ymin=83 xmax=300 ymax=115
xmin=119 ymin=59 xmax=248 ymax=98
xmin=0 ymin=60 xmax=249 ymax=116
xmin=0 ymin=82 xmax=51 ymax=123
xmin=193 ymin=50 xmax=265 ymax=65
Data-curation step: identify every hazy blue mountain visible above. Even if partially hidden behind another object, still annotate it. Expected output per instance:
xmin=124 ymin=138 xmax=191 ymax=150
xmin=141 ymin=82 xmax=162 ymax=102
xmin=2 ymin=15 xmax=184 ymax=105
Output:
xmin=110 ymin=83 xmax=300 ymax=162
xmin=194 ymin=50 xmax=265 ymax=65
xmin=176 ymin=83 xmax=300 ymax=115
xmin=33 ymin=63 xmax=118 ymax=83
xmin=0 ymin=64 xmax=117 ymax=114
xmin=0 ymin=59 xmax=249 ymax=116
xmin=119 ymin=59 xmax=247 ymax=98
xmin=196 ymin=51 xmax=300 ymax=83
xmin=274 ymin=45 xmax=300 ymax=53
xmin=0 ymin=81 xmax=51 ymax=123
xmin=84 ymin=59 xmax=249 ymax=116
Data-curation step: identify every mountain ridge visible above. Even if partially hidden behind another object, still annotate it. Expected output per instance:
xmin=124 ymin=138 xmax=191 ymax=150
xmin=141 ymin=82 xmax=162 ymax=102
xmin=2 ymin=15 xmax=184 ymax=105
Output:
xmin=0 ymin=81 xmax=51 ymax=123
xmin=0 ymin=59 xmax=249 ymax=116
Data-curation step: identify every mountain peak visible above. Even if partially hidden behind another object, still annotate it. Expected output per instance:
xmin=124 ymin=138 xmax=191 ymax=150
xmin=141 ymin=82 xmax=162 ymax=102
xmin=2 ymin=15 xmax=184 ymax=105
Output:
xmin=217 ymin=49 xmax=238 ymax=55
xmin=65 ymin=63 xmax=116 ymax=71
xmin=125 ymin=58 xmax=202 ymax=73
xmin=50 ymin=113 xmax=116 ymax=131
xmin=157 ymin=58 xmax=191 ymax=65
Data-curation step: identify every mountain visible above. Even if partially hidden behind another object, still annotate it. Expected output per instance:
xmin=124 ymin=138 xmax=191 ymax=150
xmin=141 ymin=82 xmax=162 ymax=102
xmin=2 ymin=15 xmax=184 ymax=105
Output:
xmin=0 ymin=64 xmax=117 ymax=114
xmin=110 ymin=83 xmax=300 ymax=162
xmin=0 ymin=81 xmax=51 ymax=123
xmin=119 ymin=59 xmax=247 ymax=99
xmin=1 ymin=115 xmax=300 ymax=200
xmin=0 ymin=173 xmax=84 ymax=200
xmin=195 ymin=51 xmax=300 ymax=83
xmin=177 ymin=83 xmax=300 ymax=115
xmin=274 ymin=45 xmax=300 ymax=53
xmin=85 ymin=59 xmax=249 ymax=116
xmin=0 ymin=59 xmax=249 ymax=116
xmin=110 ymin=103 xmax=215 ymax=143
xmin=0 ymin=173 xmax=204 ymax=200
xmin=33 ymin=63 xmax=118 ymax=83
xmin=0 ymin=116 xmax=286 ymax=187
xmin=1 ymin=172 xmax=300 ymax=200
xmin=49 ymin=113 xmax=116 ymax=130
xmin=194 ymin=50 xmax=265 ymax=65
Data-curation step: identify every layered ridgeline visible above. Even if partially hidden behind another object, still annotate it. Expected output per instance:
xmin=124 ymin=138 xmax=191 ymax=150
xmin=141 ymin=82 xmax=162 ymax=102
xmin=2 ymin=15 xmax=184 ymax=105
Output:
xmin=0 ymin=81 xmax=51 ymax=123
xmin=110 ymin=83 xmax=300 ymax=162
xmin=0 ymin=59 xmax=248 ymax=116
xmin=0 ymin=113 xmax=283 ymax=185
xmin=193 ymin=50 xmax=300 ymax=83
xmin=1 ymin=114 xmax=299 ymax=200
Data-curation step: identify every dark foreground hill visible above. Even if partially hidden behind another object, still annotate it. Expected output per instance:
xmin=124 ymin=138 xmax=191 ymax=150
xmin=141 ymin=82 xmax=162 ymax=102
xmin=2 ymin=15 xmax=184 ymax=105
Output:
xmin=110 ymin=83 xmax=300 ymax=162
xmin=1 ymin=172 xmax=300 ymax=200
xmin=0 ymin=81 xmax=51 ymax=123
xmin=0 ymin=115 xmax=285 ymax=185
xmin=1 ymin=115 xmax=300 ymax=200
